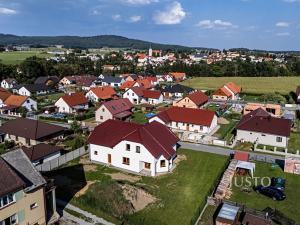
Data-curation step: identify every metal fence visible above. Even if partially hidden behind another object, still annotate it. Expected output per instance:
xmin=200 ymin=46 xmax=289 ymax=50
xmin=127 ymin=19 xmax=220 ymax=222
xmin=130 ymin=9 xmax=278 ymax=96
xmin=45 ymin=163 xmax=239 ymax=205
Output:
xmin=35 ymin=146 xmax=88 ymax=172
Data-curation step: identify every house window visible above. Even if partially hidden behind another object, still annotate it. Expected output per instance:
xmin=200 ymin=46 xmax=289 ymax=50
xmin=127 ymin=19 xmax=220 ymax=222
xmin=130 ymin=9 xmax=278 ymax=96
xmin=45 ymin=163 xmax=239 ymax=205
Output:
xmin=122 ymin=157 xmax=130 ymax=165
xmin=126 ymin=144 xmax=130 ymax=151
xmin=102 ymin=108 xmax=105 ymax=112
xmin=30 ymin=202 xmax=38 ymax=210
xmin=200 ymin=126 xmax=203 ymax=131
xmin=94 ymin=151 xmax=98 ymax=155
xmin=144 ymin=162 xmax=151 ymax=169
xmin=160 ymin=160 xmax=166 ymax=167
xmin=0 ymin=193 xmax=15 ymax=209
xmin=136 ymin=146 xmax=140 ymax=153
xmin=15 ymin=136 xmax=18 ymax=141
xmin=100 ymin=116 xmax=103 ymax=120
xmin=261 ymin=134 xmax=266 ymax=136
xmin=276 ymin=137 xmax=283 ymax=142
xmin=0 ymin=214 xmax=18 ymax=225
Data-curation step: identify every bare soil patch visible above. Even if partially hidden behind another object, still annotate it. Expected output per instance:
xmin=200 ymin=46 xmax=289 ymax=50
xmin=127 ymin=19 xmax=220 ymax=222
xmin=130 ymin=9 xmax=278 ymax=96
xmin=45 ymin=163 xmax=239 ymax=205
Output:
xmin=122 ymin=184 xmax=157 ymax=212
xmin=218 ymin=117 xmax=230 ymax=125
xmin=75 ymin=181 xmax=96 ymax=197
xmin=105 ymin=172 xmax=141 ymax=183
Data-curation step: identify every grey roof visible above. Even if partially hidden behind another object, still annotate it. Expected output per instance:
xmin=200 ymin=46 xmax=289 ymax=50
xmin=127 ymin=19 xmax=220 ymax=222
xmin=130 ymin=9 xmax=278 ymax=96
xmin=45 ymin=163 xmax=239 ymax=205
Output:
xmin=102 ymin=76 xmax=123 ymax=84
xmin=163 ymin=84 xmax=194 ymax=94
xmin=2 ymin=149 xmax=46 ymax=192
xmin=218 ymin=203 xmax=239 ymax=221
xmin=20 ymin=84 xmax=51 ymax=92
xmin=34 ymin=76 xmax=59 ymax=85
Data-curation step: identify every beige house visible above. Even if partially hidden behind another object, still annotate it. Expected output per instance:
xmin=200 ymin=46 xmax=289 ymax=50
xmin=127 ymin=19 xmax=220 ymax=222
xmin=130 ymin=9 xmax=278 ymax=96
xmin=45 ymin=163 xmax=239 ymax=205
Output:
xmin=173 ymin=91 xmax=208 ymax=109
xmin=0 ymin=149 xmax=58 ymax=225
xmin=243 ymin=102 xmax=281 ymax=117
xmin=0 ymin=118 xmax=66 ymax=147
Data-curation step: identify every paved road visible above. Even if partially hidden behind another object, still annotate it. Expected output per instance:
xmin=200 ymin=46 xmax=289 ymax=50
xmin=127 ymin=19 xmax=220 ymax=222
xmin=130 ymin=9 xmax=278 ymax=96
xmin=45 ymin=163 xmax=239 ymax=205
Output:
xmin=57 ymin=199 xmax=115 ymax=225
xmin=179 ymin=142 xmax=285 ymax=163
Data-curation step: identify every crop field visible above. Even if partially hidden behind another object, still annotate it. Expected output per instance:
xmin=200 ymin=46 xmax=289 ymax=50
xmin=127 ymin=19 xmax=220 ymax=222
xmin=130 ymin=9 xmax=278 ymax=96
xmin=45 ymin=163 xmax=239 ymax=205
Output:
xmin=0 ymin=51 xmax=51 ymax=64
xmin=182 ymin=77 xmax=300 ymax=94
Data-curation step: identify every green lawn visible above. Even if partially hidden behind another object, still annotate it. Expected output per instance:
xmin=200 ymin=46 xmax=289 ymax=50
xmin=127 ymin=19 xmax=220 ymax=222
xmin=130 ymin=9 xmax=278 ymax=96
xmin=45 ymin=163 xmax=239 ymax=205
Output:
xmin=0 ymin=51 xmax=51 ymax=64
xmin=46 ymin=149 xmax=229 ymax=225
xmin=131 ymin=111 xmax=148 ymax=124
xmin=230 ymin=161 xmax=300 ymax=223
xmin=288 ymin=132 xmax=300 ymax=154
xmin=214 ymin=120 xmax=237 ymax=140
xmin=182 ymin=77 xmax=300 ymax=94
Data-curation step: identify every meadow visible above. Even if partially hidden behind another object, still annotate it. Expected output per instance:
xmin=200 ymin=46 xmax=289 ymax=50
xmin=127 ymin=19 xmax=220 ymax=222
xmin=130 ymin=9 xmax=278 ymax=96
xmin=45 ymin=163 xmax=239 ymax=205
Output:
xmin=0 ymin=51 xmax=51 ymax=64
xmin=182 ymin=76 xmax=300 ymax=94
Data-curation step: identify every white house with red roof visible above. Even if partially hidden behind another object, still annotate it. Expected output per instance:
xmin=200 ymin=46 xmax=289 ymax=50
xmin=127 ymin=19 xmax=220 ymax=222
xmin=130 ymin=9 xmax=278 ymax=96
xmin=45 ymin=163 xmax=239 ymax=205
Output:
xmin=95 ymin=98 xmax=134 ymax=123
xmin=88 ymin=119 xmax=179 ymax=176
xmin=149 ymin=107 xmax=217 ymax=135
xmin=55 ymin=92 xmax=89 ymax=113
xmin=212 ymin=82 xmax=242 ymax=101
xmin=123 ymin=87 xmax=163 ymax=105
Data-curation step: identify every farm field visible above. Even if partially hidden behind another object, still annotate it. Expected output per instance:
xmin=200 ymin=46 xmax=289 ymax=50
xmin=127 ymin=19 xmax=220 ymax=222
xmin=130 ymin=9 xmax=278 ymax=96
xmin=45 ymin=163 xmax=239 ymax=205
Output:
xmin=230 ymin=161 xmax=300 ymax=223
xmin=46 ymin=149 xmax=229 ymax=225
xmin=0 ymin=51 xmax=51 ymax=64
xmin=182 ymin=77 xmax=300 ymax=94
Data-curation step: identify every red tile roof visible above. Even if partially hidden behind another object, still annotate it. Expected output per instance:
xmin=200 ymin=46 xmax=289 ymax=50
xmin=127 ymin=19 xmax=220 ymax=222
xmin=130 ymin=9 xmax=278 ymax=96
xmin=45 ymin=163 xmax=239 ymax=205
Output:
xmin=169 ymin=72 xmax=186 ymax=80
xmin=61 ymin=92 xmax=88 ymax=107
xmin=226 ymin=82 xmax=241 ymax=94
xmin=234 ymin=151 xmax=249 ymax=162
xmin=142 ymin=90 xmax=162 ymax=99
xmin=65 ymin=75 xmax=97 ymax=87
xmin=120 ymin=81 xmax=136 ymax=90
xmin=130 ymin=86 xmax=146 ymax=97
xmin=88 ymin=119 xmax=179 ymax=160
xmin=90 ymin=86 xmax=117 ymax=100
xmin=213 ymin=86 xmax=232 ymax=97
xmin=101 ymin=98 xmax=133 ymax=116
xmin=137 ymin=79 xmax=152 ymax=89
xmin=236 ymin=108 xmax=291 ymax=137
xmin=186 ymin=91 xmax=208 ymax=106
xmin=4 ymin=95 xmax=28 ymax=107
xmin=0 ymin=88 xmax=12 ymax=101
xmin=154 ymin=107 xmax=215 ymax=126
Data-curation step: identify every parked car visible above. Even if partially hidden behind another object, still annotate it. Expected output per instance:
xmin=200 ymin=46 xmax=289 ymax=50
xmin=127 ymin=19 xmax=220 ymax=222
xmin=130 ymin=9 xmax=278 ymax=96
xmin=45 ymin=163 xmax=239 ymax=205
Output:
xmin=254 ymin=185 xmax=286 ymax=201
xmin=271 ymin=177 xmax=286 ymax=191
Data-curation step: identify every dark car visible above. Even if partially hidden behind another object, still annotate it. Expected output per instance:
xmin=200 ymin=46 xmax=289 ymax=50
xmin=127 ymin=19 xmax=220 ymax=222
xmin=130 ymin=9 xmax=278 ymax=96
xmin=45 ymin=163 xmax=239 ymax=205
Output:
xmin=254 ymin=185 xmax=286 ymax=201
xmin=271 ymin=177 xmax=286 ymax=191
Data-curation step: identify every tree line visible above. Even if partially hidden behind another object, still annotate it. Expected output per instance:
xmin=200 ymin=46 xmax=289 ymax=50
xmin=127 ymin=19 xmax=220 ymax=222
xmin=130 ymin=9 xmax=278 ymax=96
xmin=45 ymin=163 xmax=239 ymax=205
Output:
xmin=0 ymin=54 xmax=300 ymax=84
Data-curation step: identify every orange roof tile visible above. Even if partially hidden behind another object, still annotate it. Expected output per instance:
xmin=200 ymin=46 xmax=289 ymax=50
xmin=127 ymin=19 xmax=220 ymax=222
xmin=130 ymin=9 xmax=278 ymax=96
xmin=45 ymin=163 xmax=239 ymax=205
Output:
xmin=61 ymin=92 xmax=88 ymax=107
xmin=120 ymin=81 xmax=136 ymax=90
xmin=225 ymin=82 xmax=241 ymax=94
xmin=4 ymin=95 xmax=28 ymax=107
xmin=90 ymin=86 xmax=117 ymax=100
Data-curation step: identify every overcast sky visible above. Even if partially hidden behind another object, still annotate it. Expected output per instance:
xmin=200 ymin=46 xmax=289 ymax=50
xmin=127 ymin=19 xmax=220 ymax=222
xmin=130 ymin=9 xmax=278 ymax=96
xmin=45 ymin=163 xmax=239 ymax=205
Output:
xmin=0 ymin=0 xmax=299 ymax=50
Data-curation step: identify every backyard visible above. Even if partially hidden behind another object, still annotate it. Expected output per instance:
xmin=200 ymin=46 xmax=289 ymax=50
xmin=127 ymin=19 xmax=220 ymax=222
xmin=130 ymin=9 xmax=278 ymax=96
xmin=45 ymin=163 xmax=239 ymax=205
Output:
xmin=45 ymin=149 xmax=229 ymax=225
xmin=182 ymin=77 xmax=300 ymax=94
xmin=229 ymin=161 xmax=300 ymax=223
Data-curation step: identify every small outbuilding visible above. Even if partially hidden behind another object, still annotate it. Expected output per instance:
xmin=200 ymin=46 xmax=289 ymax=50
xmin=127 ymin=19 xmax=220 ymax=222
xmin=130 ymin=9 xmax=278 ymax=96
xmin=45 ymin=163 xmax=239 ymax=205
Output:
xmin=216 ymin=203 xmax=240 ymax=225
xmin=235 ymin=160 xmax=256 ymax=178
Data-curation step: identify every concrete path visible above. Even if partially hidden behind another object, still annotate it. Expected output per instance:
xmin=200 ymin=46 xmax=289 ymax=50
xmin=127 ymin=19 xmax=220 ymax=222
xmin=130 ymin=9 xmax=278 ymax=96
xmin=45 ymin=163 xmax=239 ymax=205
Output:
xmin=57 ymin=199 xmax=115 ymax=225
xmin=179 ymin=141 xmax=285 ymax=163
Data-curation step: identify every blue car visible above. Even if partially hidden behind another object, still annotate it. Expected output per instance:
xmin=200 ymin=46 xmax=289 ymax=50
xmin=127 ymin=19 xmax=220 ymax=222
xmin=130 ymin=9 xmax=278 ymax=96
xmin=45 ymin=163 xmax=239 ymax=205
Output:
xmin=254 ymin=185 xmax=286 ymax=201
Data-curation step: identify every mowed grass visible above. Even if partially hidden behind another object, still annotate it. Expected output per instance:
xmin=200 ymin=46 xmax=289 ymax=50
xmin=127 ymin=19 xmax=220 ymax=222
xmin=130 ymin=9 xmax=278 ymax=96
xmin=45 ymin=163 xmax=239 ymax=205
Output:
xmin=47 ymin=149 xmax=229 ymax=225
xmin=0 ymin=51 xmax=51 ymax=64
xmin=230 ymin=161 xmax=300 ymax=223
xmin=182 ymin=77 xmax=300 ymax=94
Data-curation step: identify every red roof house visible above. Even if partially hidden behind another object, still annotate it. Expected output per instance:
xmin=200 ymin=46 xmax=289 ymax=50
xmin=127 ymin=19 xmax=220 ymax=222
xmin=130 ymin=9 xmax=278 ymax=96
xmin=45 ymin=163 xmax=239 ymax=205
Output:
xmin=86 ymin=86 xmax=117 ymax=102
xmin=173 ymin=91 xmax=208 ymax=108
xmin=88 ymin=119 xmax=179 ymax=176
xmin=55 ymin=92 xmax=89 ymax=113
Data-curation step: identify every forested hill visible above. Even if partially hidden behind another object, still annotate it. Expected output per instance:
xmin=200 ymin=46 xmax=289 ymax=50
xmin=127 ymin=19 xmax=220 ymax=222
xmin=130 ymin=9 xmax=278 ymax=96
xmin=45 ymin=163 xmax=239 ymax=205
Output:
xmin=0 ymin=34 xmax=211 ymax=51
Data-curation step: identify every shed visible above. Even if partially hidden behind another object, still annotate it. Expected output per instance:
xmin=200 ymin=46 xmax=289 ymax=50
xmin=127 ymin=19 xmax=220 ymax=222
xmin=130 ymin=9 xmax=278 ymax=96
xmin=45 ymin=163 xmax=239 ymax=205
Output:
xmin=234 ymin=151 xmax=249 ymax=162
xmin=235 ymin=160 xmax=256 ymax=178
xmin=216 ymin=203 xmax=240 ymax=225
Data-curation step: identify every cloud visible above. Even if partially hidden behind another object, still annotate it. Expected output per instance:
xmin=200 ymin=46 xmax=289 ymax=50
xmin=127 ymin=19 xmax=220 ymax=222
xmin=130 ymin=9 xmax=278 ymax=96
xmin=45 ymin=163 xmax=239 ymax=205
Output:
xmin=122 ymin=0 xmax=157 ymax=5
xmin=276 ymin=21 xmax=289 ymax=27
xmin=153 ymin=1 xmax=186 ymax=25
xmin=129 ymin=15 xmax=141 ymax=22
xmin=196 ymin=19 xmax=238 ymax=29
xmin=0 ymin=7 xmax=17 ymax=15
xmin=112 ymin=14 xmax=121 ymax=21
xmin=276 ymin=32 xmax=290 ymax=36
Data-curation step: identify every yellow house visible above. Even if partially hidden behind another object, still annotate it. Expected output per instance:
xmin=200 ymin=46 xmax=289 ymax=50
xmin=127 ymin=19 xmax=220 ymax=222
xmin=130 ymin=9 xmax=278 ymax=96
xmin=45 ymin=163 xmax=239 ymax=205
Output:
xmin=0 ymin=149 xmax=58 ymax=225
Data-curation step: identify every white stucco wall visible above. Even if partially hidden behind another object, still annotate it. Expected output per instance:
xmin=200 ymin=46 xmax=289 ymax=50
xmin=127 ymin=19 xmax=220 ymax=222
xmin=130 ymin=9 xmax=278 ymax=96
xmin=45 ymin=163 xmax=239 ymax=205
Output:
xmin=236 ymin=129 xmax=288 ymax=148
xmin=90 ymin=140 xmax=174 ymax=176
xmin=95 ymin=105 xmax=113 ymax=123
xmin=22 ymin=98 xmax=37 ymax=111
